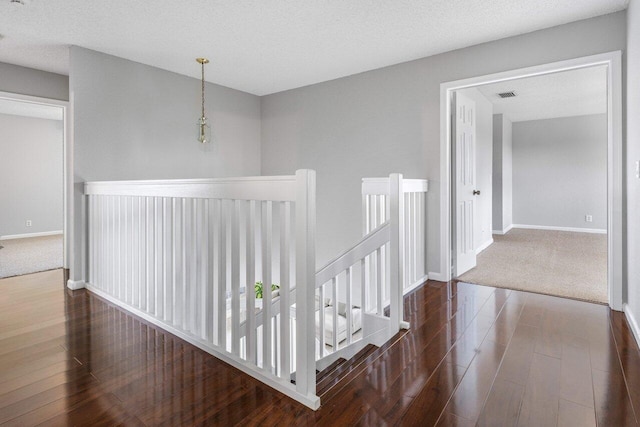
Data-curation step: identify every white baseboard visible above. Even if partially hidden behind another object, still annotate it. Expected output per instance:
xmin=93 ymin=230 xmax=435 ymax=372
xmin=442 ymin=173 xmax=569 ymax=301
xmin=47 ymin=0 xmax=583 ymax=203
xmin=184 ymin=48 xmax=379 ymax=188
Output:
xmin=67 ymin=279 xmax=86 ymax=290
xmin=623 ymin=303 xmax=640 ymax=349
xmin=0 ymin=230 xmax=63 ymax=240
xmin=476 ymin=239 xmax=493 ymax=255
xmin=428 ymin=271 xmax=447 ymax=282
xmin=404 ymin=274 xmax=429 ymax=294
xmin=512 ymin=224 xmax=606 ymax=234
xmin=492 ymin=224 xmax=513 ymax=235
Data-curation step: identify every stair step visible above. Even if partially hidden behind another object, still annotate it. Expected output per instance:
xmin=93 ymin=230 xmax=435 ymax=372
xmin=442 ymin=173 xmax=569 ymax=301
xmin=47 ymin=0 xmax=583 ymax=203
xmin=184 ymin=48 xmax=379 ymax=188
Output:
xmin=316 ymin=344 xmax=378 ymax=398
xmin=316 ymin=358 xmax=346 ymax=382
xmin=317 ymin=330 xmax=409 ymax=404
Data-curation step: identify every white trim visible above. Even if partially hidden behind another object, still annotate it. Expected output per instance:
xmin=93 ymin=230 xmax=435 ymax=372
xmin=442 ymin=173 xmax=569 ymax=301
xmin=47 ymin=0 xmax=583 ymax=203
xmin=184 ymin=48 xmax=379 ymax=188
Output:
xmin=476 ymin=239 xmax=493 ymax=255
xmin=0 ymin=91 xmax=71 ymax=274
xmin=623 ymin=303 xmax=640 ymax=349
xmin=67 ymin=279 xmax=86 ymax=290
xmin=512 ymin=224 xmax=607 ymax=234
xmin=404 ymin=274 xmax=429 ymax=294
xmin=440 ymin=51 xmax=623 ymax=311
xmin=0 ymin=230 xmax=63 ymax=240
xmin=85 ymin=284 xmax=320 ymax=409
xmin=428 ymin=271 xmax=447 ymax=282
xmin=492 ymin=224 xmax=513 ymax=235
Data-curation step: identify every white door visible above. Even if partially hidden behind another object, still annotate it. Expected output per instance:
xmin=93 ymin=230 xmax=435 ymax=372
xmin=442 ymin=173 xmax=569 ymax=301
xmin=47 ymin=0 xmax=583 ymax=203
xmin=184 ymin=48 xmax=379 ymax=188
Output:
xmin=452 ymin=92 xmax=477 ymax=276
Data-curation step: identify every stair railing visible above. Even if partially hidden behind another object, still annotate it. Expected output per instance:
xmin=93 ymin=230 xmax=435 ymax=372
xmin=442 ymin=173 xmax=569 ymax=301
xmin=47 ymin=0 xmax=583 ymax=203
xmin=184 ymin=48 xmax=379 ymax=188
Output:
xmin=83 ymin=170 xmax=319 ymax=409
xmin=313 ymin=174 xmax=408 ymax=370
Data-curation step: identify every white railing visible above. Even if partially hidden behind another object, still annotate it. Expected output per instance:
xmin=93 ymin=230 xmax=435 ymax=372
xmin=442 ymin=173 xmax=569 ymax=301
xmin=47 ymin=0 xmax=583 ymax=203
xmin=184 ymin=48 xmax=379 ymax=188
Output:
xmin=84 ymin=170 xmax=319 ymax=409
xmin=83 ymin=170 xmax=422 ymax=409
xmin=362 ymin=177 xmax=428 ymax=295
xmin=313 ymin=174 xmax=408 ymax=370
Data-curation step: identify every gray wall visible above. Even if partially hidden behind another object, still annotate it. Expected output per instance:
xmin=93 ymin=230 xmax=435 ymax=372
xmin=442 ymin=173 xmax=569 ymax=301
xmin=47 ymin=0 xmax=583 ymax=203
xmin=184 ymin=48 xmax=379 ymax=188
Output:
xmin=0 ymin=62 xmax=69 ymax=101
xmin=0 ymin=113 xmax=63 ymax=237
xmin=69 ymin=47 xmax=262 ymax=280
xmin=492 ymin=114 xmax=513 ymax=233
xmin=261 ymin=12 xmax=626 ymax=270
xmin=512 ymin=114 xmax=607 ymax=230
xmin=626 ymin=0 xmax=640 ymax=333
xmin=458 ymin=88 xmax=493 ymax=251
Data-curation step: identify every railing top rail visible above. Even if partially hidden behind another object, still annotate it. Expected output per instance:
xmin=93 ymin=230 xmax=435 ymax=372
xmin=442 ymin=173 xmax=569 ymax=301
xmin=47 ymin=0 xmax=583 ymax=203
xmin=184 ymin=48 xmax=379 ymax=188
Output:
xmin=84 ymin=174 xmax=299 ymax=201
xmin=315 ymin=221 xmax=390 ymax=287
xmin=362 ymin=177 xmax=428 ymax=195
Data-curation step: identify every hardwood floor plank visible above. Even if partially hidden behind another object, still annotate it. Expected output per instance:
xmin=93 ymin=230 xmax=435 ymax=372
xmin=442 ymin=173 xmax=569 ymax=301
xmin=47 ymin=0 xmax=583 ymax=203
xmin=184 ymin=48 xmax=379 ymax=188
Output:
xmin=559 ymin=333 xmax=594 ymax=408
xmin=557 ymin=399 xmax=596 ymax=427
xmin=495 ymin=323 xmax=539 ymax=386
xmin=516 ymin=353 xmax=561 ymax=427
xmin=398 ymin=362 xmax=466 ymax=427
xmin=592 ymin=367 xmax=639 ymax=425
xmin=441 ymin=337 xmax=508 ymax=423
xmin=476 ymin=379 xmax=524 ymax=427
xmin=611 ymin=310 xmax=640 ymax=418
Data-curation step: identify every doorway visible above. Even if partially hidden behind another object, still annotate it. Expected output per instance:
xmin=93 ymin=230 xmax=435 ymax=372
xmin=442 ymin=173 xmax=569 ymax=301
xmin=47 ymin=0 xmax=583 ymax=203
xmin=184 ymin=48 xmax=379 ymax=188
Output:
xmin=0 ymin=91 xmax=71 ymax=279
xmin=439 ymin=51 xmax=623 ymax=310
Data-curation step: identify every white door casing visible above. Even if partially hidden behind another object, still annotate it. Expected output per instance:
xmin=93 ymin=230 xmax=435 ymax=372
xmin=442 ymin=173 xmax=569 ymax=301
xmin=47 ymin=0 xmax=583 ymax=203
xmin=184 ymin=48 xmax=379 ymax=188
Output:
xmin=439 ymin=51 xmax=622 ymax=311
xmin=452 ymin=92 xmax=477 ymax=276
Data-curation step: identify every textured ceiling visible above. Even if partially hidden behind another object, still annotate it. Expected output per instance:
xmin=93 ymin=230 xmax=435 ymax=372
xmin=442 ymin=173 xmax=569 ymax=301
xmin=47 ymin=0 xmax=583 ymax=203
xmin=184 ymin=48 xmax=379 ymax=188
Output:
xmin=0 ymin=0 xmax=628 ymax=95
xmin=0 ymin=97 xmax=63 ymax=120
xmin=476 ymin=65 xmax=607 ymax=122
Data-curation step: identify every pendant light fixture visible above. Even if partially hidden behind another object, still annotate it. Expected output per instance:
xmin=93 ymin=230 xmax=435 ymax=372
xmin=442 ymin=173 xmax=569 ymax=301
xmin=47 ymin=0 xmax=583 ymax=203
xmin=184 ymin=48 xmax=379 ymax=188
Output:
xmin=196 ymin=57 xmax=211 ymax=144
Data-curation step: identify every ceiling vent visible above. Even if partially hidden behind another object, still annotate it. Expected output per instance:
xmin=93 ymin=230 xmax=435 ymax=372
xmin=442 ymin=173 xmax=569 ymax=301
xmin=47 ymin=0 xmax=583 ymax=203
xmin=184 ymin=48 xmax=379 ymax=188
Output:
xmin=498 ymin=91 xmax=517 ymax=98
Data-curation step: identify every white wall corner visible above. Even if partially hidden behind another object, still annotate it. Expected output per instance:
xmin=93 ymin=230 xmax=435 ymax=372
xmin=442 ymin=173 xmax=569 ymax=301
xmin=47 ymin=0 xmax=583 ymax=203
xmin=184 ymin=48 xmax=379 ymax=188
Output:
xmin=428 ymin=271 xmax=447 ymax=282
xmin=476 ymin=239 xmax=494 ymax=255
xmin=623 ymin=304 xmax=640 ymax=349
xmin=67 ymin=279 xmax=86 ymax=290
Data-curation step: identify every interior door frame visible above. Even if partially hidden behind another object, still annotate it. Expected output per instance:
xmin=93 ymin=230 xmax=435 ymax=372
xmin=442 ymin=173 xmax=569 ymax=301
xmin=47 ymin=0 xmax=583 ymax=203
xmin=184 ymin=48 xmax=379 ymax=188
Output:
xmin=439 ymin=51 xmax=623 ymax=311
xmin=0 ymin=90 xmax=73 ymax=274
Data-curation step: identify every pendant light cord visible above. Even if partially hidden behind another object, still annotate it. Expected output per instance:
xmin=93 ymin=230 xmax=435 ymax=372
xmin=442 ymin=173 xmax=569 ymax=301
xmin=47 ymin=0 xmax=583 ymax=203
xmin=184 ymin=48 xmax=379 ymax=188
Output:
xmin=201 ymin=61 xmax=205 ymax=119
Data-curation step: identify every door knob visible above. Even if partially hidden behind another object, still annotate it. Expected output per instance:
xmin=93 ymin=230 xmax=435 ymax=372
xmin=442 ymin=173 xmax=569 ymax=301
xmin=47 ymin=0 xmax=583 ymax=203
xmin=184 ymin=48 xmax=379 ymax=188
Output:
xmin=473 ymin=190 xmax=481 ymax=195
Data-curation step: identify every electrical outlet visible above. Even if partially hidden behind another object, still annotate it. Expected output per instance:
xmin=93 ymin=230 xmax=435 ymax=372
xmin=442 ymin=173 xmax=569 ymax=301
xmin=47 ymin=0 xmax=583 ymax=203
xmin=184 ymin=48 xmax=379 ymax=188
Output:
xmin=585 ymin=215 xmax=593 ymax=223
xmin=26 ymin=220 xmax=32 ymax=227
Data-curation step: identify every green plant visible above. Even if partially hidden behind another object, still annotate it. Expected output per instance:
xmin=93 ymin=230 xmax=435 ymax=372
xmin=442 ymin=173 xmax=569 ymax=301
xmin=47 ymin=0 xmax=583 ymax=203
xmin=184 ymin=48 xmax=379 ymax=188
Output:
xmin=254 ymin=281 xmax=280 ymax=299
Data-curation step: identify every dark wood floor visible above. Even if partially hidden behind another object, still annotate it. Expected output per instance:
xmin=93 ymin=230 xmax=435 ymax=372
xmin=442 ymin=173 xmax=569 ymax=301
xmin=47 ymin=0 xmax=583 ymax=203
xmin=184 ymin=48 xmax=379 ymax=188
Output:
xmin=1 ymin=270 xmax=639 ymax=426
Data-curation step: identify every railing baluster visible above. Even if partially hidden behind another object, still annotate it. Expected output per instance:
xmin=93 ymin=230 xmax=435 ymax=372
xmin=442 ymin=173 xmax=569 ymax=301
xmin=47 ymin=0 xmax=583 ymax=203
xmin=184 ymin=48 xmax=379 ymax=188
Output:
xmin=205 ymin=198 xmax=214 ymax=342
xmin=174 ymin=198 xmax=182 ymax=325
xmin=199 ymin=199 xmax=208 ymax=340
xmin=262 ymin=201 xmax=273 ymax=373
xmin=360 ymin=259 xmax=366 ymax=315
xmin=246 ymin=200 xmax=256 ymax=364
xmin=188 ymin=198 xmax=197 ymax=333
xmin=149 ymin=197 xmax=157 ymax=316
xmin=231 ymin=200 xmax=241 ymax=356
xmin=332 ymin=277 xmax=338 ymax=350
xmin=164 ymin=198 xmax=172 ymax=323
xmin=280 ymin=201 xmax=291 ymax=378
xmin=319 ymin=285 xmax=325 ymax=356
xmin=217 ymin=199 xmax=227 ymax=349
xmin=346 ymin=266 xmax=352 ymax=345
xmin=376 ymin=247 xmax=382 ymax=316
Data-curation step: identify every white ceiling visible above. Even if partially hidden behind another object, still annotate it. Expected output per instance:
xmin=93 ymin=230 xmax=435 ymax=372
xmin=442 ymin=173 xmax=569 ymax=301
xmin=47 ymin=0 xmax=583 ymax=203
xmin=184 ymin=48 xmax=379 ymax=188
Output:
xmin=0 ymin=0 xmax=628 ymax=95
xmin=0 ymin=97 xmax=63 ymax=120
xmin=476 ymin=65 xmax=608 ymax=122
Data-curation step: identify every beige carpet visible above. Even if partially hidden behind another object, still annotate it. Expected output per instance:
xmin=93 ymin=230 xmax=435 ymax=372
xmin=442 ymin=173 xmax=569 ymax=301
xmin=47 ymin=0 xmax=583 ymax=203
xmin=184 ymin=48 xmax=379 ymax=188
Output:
xmin=0 ymin=235 xmax=63 ymax=279
xmin=459 ymin=228 xmax=607 ymax=303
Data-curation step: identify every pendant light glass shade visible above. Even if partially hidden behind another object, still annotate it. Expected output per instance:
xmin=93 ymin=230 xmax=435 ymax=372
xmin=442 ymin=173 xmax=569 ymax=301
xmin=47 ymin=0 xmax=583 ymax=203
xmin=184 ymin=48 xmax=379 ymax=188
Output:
xmin=196 ymin=57 xmax=211 ymax=144
xmin=197 ymin=116 xmax=211 ymax=144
